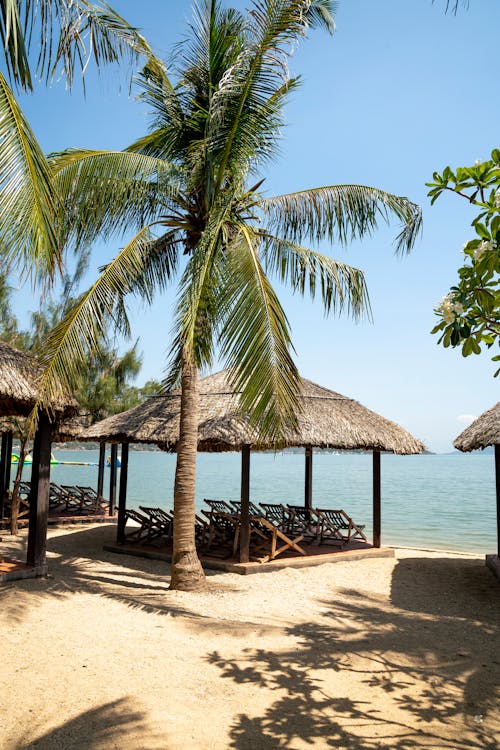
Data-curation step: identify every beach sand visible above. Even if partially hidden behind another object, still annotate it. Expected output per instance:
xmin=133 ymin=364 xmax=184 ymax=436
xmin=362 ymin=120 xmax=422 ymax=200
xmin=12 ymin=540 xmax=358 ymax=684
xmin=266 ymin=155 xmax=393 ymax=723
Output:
xmin=0 ymin=523 xmax=499 ymax=750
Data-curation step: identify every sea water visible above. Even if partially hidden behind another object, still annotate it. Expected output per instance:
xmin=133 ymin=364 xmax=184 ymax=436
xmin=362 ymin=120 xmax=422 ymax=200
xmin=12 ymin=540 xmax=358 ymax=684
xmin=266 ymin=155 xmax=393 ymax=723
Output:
xmin=23 ymin=449 xmax=497 ymax=555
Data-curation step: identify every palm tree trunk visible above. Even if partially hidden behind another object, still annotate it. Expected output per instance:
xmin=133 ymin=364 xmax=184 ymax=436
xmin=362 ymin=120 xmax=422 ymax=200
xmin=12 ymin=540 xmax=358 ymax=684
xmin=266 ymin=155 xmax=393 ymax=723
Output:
xmin=170 ymin=355 xmax=207 ymax=591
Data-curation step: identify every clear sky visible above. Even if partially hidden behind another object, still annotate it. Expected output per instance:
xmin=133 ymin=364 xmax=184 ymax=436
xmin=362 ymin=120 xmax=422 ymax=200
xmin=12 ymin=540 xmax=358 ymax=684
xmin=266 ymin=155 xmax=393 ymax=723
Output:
xmin=8 ymin=0 xmax=500 ymax=453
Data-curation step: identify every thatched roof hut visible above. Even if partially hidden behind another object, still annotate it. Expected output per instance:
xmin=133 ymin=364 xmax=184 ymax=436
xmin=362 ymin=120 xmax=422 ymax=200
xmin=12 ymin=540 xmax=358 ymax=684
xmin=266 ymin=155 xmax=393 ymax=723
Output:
xmin=0 ymin=341 xmax=78 ymax=580
xmin=0 ymin=340 xmax=76 ymax=419
xmin=453 ymin=402 xmax=500 ymax=452
xmin=81 ymin=370 xmax=425 ymax=454
xmin=454 ymin=402 xmax=500 ymax=576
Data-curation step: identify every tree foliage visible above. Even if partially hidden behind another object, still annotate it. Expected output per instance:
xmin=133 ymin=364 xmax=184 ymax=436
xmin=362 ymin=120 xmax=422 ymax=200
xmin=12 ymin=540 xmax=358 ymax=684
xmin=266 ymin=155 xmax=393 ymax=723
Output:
xmin=427 ymin=150 xmax=500 ymax=375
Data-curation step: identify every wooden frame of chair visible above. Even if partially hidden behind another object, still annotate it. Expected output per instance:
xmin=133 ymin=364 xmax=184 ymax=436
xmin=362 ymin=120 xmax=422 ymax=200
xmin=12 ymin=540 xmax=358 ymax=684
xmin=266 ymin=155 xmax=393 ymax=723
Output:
xmin=314 ymin=508 xmax=367 ymax=546
xmin=202 ymin=500 xmax=240 ymax=555
xmin=286 ymin=504 xmax=321 ymax=544
xmin=259 ymin=503 xmax=292 ymax=532
xmin=139 ymin=506 xmax=173 ymax=542
xmin=248 ymin=515 xmax=306 ymax=563
xmin=122 ymin=508 xmax=164 ymax=544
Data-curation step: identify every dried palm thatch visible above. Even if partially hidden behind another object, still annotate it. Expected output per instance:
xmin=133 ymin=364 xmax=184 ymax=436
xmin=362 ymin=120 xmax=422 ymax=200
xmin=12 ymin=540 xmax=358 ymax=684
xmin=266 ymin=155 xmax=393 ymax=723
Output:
xmin=52 ymin=412 xmax=91 ymax=442
xmin=0 ymin=340 xmax=77 ymax=419
xmin=454 ymin=402 xmax=500 ymax=452
xmin=81 ymin=370 xmax=425 ymax=454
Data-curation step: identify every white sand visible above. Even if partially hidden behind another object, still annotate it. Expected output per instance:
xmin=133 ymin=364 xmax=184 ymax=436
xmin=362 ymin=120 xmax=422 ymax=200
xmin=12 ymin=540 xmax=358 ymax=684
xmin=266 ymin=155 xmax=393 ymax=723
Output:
xmin=0 ymin=523 xmax=499 ymax=749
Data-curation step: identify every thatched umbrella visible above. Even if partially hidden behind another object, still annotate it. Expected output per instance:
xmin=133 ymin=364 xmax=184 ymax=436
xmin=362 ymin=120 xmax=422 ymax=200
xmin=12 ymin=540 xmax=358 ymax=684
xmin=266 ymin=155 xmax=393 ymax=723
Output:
xmin=81 ymin=370 xmax=424 ymax=561
xmin=0 ymin=341 xmax=77 ymax=579
xmin=454 ymin=403 xmax=500 ymax=579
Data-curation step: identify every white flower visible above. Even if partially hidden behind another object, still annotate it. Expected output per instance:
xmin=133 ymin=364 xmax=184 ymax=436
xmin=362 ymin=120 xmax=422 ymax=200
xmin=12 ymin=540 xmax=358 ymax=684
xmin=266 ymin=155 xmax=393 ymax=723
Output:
xmin=438 ymin=293 xmax=463 ymax=323
xmin=473 ymin=239 xmax=497 ymax=261
xmin=495 ymin=189 xmax=500 ymax=208
xmin=474 ymin=159 xmax=481 ymax=166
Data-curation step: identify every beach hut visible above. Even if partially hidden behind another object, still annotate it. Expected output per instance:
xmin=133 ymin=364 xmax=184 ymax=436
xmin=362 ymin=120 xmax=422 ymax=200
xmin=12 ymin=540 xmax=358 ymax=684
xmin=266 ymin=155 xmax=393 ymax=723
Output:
xmin=80 ymin=370 xmax=425 ymax=563
xmin=454 ymin=403 xmax=500 ymax=580
xmin=0 ymin=341 xmax=77 ymax=580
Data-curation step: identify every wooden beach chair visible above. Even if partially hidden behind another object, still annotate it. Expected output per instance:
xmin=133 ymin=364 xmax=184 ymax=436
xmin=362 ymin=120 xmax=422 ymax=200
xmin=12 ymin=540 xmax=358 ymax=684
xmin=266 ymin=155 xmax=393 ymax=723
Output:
xmin=123 ymin=508 xmax=164 ymax=545
xmin=202 ymin=499 xmax=240 ymax=555
xmin=75 ymin=486 xmax=108 ymax=514
xmin=229 ymin=499 xmax=261 ymax=517
xmin=247 ymin=515 xmax=306 ymax=563
xmin=314 ymin=508 xmax=367 ymax=546
xmin=286 ymin=504 xmax=321 ymax=544
xmin=259 ymin=503 xmax=292 ymax=532
xmin=139 ymin=506 xmax=173 ymax=541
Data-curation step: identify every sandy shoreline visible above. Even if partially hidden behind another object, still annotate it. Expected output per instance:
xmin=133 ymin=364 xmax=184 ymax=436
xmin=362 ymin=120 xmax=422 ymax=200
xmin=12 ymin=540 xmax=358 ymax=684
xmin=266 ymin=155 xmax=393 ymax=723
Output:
xmin=1 ymin=523 xmax=499 ymax=749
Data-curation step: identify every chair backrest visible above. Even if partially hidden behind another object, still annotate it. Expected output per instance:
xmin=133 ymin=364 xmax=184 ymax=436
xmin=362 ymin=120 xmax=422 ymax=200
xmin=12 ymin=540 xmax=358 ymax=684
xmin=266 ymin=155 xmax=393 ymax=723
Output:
xmin=204 ymin=498 xmax=233 ymax=513
xmin=259 ymin=503 xmax=288 ymax=525
xmin=230 ymin=500 xmax=261 ymax=516
xmin=140 ymin=506 xmax=172 ymax=524
xmin=315 ymin=508 xmax=349 ymax=528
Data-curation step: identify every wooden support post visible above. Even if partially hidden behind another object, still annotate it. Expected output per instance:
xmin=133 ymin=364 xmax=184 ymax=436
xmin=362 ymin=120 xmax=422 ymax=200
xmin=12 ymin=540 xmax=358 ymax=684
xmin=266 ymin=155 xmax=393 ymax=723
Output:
xmin=109 ymin=444 xmax=118 ymax=516
xmin=239 ymin=444 xmax=251 ymax=563
xmin=27 ymin=415 xmax=52 ymax=572
xmin=373 ymin=450 xmax=381 ymax=548
xmin=0 ymin=431 xmax=9 ymax=518
xmin=117 ymin=443 xmax=129 ymax=544
xmin=97 ymin=442 xmax=106 ymax=499
xmin=304 ymin=446 xmax=313 ymax=512
xmin=495 ymin=445 xmax=500 ymax=558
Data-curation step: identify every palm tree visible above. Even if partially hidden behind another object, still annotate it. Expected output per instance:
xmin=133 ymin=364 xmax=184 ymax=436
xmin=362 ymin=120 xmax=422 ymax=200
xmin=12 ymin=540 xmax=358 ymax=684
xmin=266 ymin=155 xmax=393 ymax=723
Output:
xmin=35 ymin=0 xmax=422 ymax=591
xmin=0 ymin=0 xmax=163 ymax=284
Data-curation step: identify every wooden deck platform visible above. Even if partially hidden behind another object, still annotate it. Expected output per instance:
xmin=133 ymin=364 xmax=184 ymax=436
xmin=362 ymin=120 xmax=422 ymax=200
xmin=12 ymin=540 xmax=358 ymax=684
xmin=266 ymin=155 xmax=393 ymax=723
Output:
xmin=0 ymin=556 xmax=47 ymax=582
xmin=103 ymin=539 xmax=394 ymax=574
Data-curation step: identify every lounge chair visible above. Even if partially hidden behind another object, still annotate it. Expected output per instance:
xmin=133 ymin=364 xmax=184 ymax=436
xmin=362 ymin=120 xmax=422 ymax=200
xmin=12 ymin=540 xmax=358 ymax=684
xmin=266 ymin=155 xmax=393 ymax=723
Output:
xmin=229 ymin=499 xmax=262 ymax=516
xmin=259 ymin=502 xmax=293 ymax=532
xmin=247 ymin=515 xmax=306 ymax=563
xmin=314 ymin=508 xmax=367 ymax=546
xmin=139 ymin=506 xmax=173 ymax=541
xmin=286 ymin=504 xmax=321 ymax=544
xmin=202 ymin=499 xmax=240 ymax=555
xmin=122 ymin=508 xmax=165 ymax=545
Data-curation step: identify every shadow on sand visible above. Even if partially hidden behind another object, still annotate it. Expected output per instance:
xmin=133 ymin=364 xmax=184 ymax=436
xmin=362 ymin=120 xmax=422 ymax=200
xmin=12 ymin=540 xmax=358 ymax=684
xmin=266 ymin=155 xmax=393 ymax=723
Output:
xmin=0 ymin=524 xmax=247 ymax=627
xmin=206 ymin=555 xmax=499 ymax=750
xmin=9 ymin=697 xmax=167 ymax=750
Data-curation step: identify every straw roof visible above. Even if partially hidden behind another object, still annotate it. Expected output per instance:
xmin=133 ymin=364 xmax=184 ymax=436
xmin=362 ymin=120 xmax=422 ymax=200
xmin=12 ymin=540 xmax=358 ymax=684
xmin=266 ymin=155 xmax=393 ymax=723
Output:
xmin=453 ymin=402 xmax=500 ymax=452
xmin=0 ymin=341 xmax=77 ymax=419
xmin=80 ymin=370 xmax=425 ymax=455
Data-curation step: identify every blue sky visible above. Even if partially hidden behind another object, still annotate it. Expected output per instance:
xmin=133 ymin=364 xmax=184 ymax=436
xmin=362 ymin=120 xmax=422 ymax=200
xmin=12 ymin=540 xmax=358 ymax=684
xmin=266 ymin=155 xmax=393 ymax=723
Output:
xmin=8 ymin=0 xmax=500 ymax=453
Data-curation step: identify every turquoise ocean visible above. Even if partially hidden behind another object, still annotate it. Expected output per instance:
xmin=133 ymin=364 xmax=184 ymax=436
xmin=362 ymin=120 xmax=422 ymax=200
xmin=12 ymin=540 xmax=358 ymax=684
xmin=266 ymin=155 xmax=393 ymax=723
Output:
xmin=29 ymin=448 xmax=497 ymax=555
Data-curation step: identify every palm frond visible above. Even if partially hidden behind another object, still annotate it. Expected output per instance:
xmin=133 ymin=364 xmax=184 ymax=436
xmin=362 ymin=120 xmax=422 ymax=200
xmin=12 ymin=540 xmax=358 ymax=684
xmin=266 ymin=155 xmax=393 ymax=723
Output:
xmin=50 ymin=148 xmax=182 ymax=246
xmin=0 ymin=0 xmax=165 ymax=91
xmin=260 ymin=232 xmax=370 ymax=320
xmin=261 ymin=184 xmax=422 ymax=255
xmin=33 ymin=223 xmax=180 ymax=413
xmin=0 ymin=72 xmax=60 ymax=282
xmin=218 ymin=224 xmax=300 ymax=441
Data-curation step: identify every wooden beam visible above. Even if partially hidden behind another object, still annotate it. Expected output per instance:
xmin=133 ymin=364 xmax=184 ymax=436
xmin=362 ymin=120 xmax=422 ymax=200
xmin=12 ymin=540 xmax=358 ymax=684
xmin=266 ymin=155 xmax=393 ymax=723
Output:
xmin=373 ymin=450 xmax=381 ymax=548
xmin=0 ymin=431 xmax=11 ymax=518
xmin=117 ymin=443 xmax=129 ymax=544
xmin=97 ymin=442 xmax=106 ymax=499
xmin=27 ymin=414 xmax=52 ymax=572
xmin=495 ymin=445 xmax=500 ymax=558
xmin=304 ymin=446 xmax=313 ymax=511
xmin=109 ymin=444 xmax=117 ymax=515
xmin=239 ymin=444 xmax=251 ymax=563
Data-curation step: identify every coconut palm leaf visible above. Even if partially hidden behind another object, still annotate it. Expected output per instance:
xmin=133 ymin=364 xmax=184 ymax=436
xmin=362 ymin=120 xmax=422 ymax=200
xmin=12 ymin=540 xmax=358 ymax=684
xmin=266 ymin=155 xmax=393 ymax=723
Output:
xmin=259 ymin=232 xmax=370 ymax=319
xmin=218 ymin=225 xmax=300 ymax=439
xmin=1 ymin=0 xmax=164 ymax=92
xmin=34 ymin=224 xmax=180 ymax=411
xmin=0 ymin=72 xmax=60 ymax=281
xmin=50 ymin=148 xmax=182 ymax=246
xmin=261 ymin=184 xmax=422 ymax=255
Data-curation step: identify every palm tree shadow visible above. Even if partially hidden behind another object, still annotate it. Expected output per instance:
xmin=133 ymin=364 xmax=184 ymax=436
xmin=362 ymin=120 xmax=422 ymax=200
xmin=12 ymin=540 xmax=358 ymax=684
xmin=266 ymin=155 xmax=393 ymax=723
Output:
xmin=11 ymin=697 xmax=166 ymax=749
xmin=207 ymin=556 xmax=500 ymax=750
xmin=0 ymin=524 xmax=244 ymax=626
